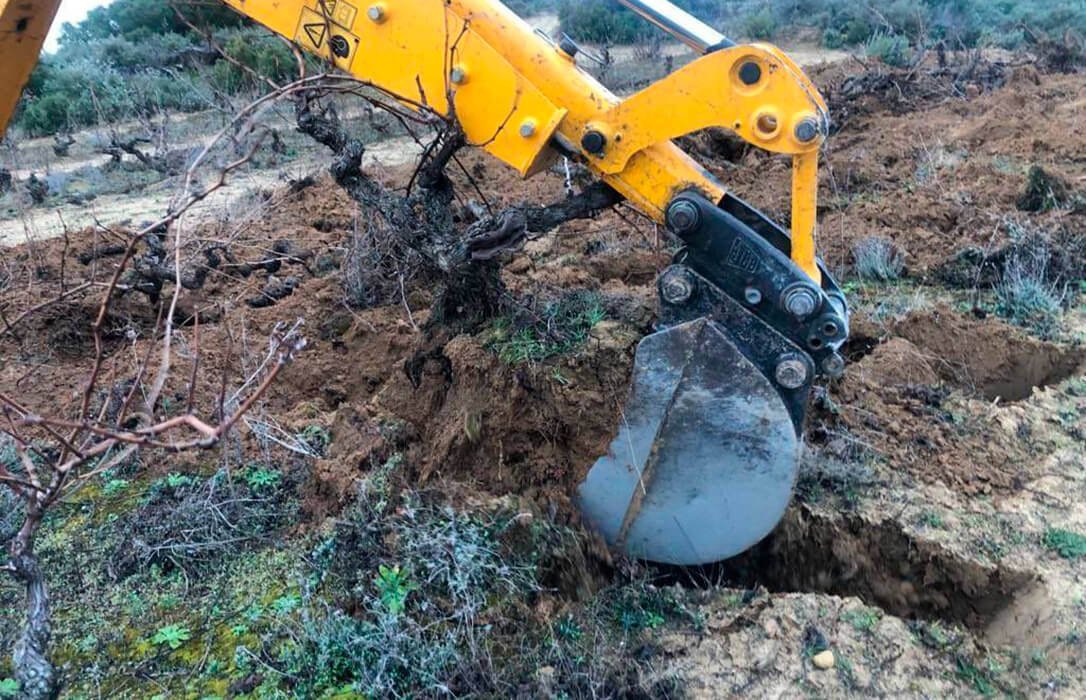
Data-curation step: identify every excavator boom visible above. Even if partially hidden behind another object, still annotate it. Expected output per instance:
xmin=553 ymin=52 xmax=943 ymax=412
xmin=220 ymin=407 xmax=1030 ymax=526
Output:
xmin=0 ymin=0 xmax=849 ymax=565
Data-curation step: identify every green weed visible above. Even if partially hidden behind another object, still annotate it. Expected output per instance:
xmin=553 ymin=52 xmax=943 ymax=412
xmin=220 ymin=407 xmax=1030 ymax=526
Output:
xmin=374 ymin=565 xmax=419 ymax=617
xmin=841 ymin=607 xmax=881 ymax=632
xmin=150 ymin=624 xmax=192 ymax=650
xmin=299 ymin=425 xmax=331 ymax=455
xmin=103 ymin=478 xmax=129 ymax=496
xmin=956 ymin=656 xmax=997 ymax=696
xmin=487 ymin=291 xmax=605 ymax=365
xmin=556 ymin=615 xmax=584 ymax=641
xmin=245 ymin=465 xmax=281 ymax=492
xmin=918 ymin=510 xmax=945 ymax=528
xmin=1043 ymin=528 xmax=1086 ymax=560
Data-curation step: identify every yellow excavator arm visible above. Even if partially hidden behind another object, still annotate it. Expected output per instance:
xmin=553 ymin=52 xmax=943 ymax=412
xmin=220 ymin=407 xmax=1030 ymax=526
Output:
xmin=1 ymin=0 xmax=850 ymax=565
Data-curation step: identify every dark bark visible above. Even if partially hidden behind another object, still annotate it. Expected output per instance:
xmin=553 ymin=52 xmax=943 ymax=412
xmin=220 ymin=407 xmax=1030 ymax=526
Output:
xmin=10 ymin=553 xmax=56 ymax=700
xmin=295 ymin=95 xmax=625 ymax=332
xmin=6 ymin=508 xmax=58 ymax=700
xmin=296 ymin=99 xmax=505 ymax=331
xmin=521 ymin=182 xmax=623 ymax=233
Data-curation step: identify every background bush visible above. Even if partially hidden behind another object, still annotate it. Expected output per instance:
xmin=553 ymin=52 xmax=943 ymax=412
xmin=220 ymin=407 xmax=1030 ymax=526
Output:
xmin=556 ymin=0 xmax=1086 ymax=51
xmin=15 ymin=0 xmax=300 ymax=135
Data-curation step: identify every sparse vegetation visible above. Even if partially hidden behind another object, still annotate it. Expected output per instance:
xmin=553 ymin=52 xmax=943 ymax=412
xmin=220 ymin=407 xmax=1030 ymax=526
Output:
xmin=841 ymin=606 xmax=881 ymax=632
xmin=558 ymin=0 xmax=1086 ymax=51
xmin=486 ymin=290 xmax=606 ymax=364
xmin=994 ymin=241 xmax=1067 ymax=336
xmin=853 ymin=236 xmax=906 ymax=282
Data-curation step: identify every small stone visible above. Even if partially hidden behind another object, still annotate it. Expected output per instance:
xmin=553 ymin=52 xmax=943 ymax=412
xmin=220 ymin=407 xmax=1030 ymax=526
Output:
xmin=812 ymin=649 xmax=835 ymax=670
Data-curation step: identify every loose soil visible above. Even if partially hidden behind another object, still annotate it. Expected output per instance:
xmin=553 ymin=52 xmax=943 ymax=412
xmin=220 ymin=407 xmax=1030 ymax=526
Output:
xmin=2 ymin=49 xmax=1085 ymax=697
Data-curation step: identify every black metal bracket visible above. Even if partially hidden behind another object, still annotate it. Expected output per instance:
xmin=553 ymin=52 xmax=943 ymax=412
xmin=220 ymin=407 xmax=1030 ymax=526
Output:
xmin=663 ymin=190 xmax=849 ymax=377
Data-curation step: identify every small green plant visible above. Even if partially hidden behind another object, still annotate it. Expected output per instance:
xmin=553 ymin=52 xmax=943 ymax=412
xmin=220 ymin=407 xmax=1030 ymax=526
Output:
xmin=1042 ymin=528 xmax=1086 ymax=560
xmin=556 ymin=615 xmax=584 ymax=641
xmin=955 ymin=656 xmax=997 ymax=696
xmin=841 ymin=607 xmax=880 ymax=632
xmin=299 ymin=424 xmax=331 ymax=454
xmin=852 ymin=237 xmax=905 ymax=282
xmin=0 ymin=679 xmax=17 ymax=698
xmin=374 ymin=564 xmax=418 ymax=616
xmin=150 ymin=624 xmax=192 ymax=650
xmin=103 ymin=478 xmax=129 ymax=496
xmin=272 ymin=594 xmax=301 ymax=616
xmin=487 ymin=291 xmax=605 ymax=365
xmin=165 ymin=473 xmax=195 ymax=489
xmin=245 ymin=465 xmax=281 ymax=491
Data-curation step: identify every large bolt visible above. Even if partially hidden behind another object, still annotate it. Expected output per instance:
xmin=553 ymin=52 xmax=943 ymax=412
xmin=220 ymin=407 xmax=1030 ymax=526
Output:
xmin=665 ymin=200 xmax=700 ymax=235
xmin=367 ymin=4 xmax=386 ymax=22
xmin=519 ymin=119 xmax=537 ymax=138
xmin=822 ymin=352 xmax=846 ymax=378
xmin=744 ymin=286 xmax=763 ymax=305
xmin=782 ymin=283 xmax=820 ymax=319
xmin=794 ymin=118 xmax=820 ymax=143
xmin=450 ymin=66 xmax=468 ymax=85
xmin=775 ymin=354 xmax=810 ymax=390
xmin=658 ymin=265 xmax=697 ymax=305
xmin=581 ymin=129 xmax=606 ymax=155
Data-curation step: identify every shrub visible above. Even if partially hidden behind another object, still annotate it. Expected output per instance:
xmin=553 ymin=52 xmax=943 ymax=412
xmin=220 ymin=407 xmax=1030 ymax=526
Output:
xmin=107 ymin=468 xmax=298 ymax=577
xmin=557 ymin=0 xmax=650 ymax=44
xmin=744 ymin=7 xmax=777 ymax=41
xmin=994 ymin=242 xmax=1066 ymax=335
xmin=866 ymin=32 xmax=912 ymax=67
xmin=1017 ymin=166 xmax=1072 ymax=213
xmin=853 ymin=237 xmax=906 ymax=282
xmin=823 ymin=28 xmax=845 ymax=49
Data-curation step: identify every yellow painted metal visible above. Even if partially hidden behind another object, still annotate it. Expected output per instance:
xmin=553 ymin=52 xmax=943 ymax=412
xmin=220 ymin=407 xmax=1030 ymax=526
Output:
xmin=0 ymin=0 xmax=827 ymax=281
xmin=592 ymin=44 xmax=825 ymax=174
xmin=218 ymin=0 xmax=826 ymax=277
xmin=0 ymin=0 xmax=63 ymax=134
xmin=791 ymin=151 xmax=820 ymax=283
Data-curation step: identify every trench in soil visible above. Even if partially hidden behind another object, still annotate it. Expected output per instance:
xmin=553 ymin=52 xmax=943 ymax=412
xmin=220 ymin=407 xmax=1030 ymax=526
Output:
xmin=660 ymin=505 xmax=1042 ymax=639
xmin=843 ymin=333 xmax=1085 ymax=402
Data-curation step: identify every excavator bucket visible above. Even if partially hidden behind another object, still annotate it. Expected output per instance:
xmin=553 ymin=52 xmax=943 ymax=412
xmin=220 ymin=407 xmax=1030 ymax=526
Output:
xmin=577 ymin=318 xmax=801 ymax=566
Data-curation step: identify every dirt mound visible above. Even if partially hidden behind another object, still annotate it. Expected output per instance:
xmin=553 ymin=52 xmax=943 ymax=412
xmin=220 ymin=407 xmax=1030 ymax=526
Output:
xmin=304 ymin=321 xmax=639 ymax=508
xmin=705 ymin=62 xmax=1086 ymax=275
xmin=891 ymin=307 xmax=1085 ymax=401
xmin=823 ymin=308 xmax=1075 ymax=494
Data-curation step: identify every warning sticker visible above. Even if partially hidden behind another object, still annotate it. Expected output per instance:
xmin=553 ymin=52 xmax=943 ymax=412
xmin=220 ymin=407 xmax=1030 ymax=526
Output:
xmin=295 ymin=2 xmax=359 ymax=70
xmin=318 ymin=0 xmax=358 ymax=29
